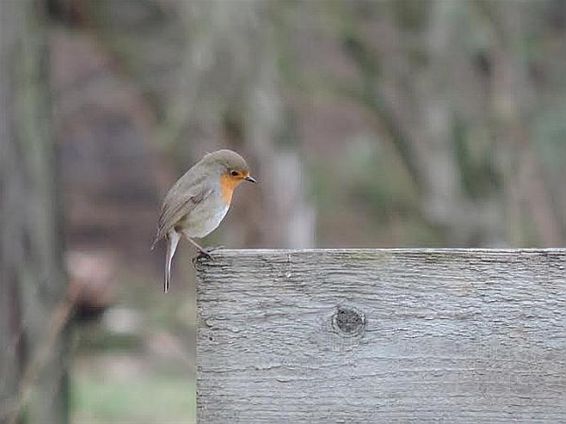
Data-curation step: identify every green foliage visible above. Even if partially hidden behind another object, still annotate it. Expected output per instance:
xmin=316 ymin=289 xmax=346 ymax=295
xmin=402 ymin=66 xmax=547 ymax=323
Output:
xmin=72 ymin=369 xmax=194 ymax=424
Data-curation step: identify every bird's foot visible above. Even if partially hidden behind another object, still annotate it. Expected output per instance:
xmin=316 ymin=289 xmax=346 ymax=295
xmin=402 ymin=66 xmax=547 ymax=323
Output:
xmin=197 ymin=249 xmax=213 ymax=260
xmin=192 ymin=246 xmax=224 ymax=265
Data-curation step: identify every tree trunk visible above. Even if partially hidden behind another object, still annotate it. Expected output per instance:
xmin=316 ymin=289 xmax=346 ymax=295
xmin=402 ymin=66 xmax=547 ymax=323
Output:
xmin=0 ymin=1 xmax=69 ymax=423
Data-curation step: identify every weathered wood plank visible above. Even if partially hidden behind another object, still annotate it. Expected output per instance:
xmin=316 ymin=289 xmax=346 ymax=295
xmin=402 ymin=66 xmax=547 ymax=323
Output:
xmin=196 ymin=249 xmax=566 ymax=423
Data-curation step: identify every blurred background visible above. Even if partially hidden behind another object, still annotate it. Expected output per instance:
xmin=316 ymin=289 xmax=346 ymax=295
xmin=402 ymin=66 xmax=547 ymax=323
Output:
xmin=2 ymin=0 xmax=566 ymax=423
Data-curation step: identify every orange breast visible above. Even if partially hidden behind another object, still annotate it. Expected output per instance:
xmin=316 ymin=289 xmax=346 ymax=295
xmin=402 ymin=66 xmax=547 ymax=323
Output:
xmin=220 ymin=174 xmax=243 ymax=204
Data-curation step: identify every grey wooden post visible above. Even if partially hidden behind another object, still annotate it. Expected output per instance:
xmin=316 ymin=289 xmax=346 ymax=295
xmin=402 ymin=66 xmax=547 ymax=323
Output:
xmin=196 ymin=249 xmax=566 ymax=423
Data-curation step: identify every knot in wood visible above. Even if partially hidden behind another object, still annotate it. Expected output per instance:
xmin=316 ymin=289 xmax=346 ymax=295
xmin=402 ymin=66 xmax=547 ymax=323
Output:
xmin=332 ymin=306 xmax=365 ymax=336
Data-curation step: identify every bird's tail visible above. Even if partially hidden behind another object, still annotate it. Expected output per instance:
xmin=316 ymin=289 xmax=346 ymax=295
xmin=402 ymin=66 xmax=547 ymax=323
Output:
xmin=164 ymin=231 xmax=180 ymax=293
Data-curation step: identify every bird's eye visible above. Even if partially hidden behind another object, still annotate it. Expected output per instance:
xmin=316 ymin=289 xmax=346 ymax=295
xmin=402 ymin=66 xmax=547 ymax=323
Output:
xmin=230 ymin=170 xmax=239 ymax=177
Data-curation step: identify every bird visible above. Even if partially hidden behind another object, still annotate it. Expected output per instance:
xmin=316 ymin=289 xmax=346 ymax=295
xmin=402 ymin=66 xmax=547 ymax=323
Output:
xmin=151 ymin=149 xmax=256 ymax=293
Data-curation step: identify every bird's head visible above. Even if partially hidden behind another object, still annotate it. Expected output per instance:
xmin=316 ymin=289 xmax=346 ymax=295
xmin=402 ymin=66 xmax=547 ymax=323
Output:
xmin=202 ymin=149 xmax=257 ymax=202
xmin=204 ymin=149 xmax=256 ymax=183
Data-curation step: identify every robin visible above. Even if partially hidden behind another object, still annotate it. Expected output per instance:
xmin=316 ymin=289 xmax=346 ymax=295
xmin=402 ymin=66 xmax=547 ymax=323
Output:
xmin=151 ymin=149 xmax=256 ymax=293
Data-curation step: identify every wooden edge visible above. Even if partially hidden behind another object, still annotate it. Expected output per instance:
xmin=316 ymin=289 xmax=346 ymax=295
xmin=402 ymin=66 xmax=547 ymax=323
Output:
xmin=196 ymin=247 xmax=566 ymax=257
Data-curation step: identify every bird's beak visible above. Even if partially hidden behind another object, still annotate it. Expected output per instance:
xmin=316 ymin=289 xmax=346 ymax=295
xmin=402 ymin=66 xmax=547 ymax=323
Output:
xmin=245 ymin=175 xmax=257 ymax=183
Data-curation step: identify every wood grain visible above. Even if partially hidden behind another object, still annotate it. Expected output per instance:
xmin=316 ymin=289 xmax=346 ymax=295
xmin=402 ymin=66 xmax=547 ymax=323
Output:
xmin=196 ymin=249 xmax=566 ymax=423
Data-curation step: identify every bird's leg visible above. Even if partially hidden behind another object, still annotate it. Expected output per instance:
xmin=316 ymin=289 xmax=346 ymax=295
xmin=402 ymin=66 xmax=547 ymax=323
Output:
xmin=184 ymin=235 xmax=214 ymax=260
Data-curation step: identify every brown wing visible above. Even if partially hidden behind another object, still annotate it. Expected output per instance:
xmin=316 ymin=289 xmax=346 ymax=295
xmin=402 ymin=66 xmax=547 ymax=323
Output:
xmin=151 ymin=184 xmax=211 ymax=249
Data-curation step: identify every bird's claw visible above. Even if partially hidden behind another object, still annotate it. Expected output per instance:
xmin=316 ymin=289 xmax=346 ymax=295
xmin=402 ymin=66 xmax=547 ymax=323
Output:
xmin=192 ymin=246 xmax=224 ymax=265
xmin=192 ymin=252 xmax=211 ymax=266
xmin=197 ymin=249 xmax=214 ymax=260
